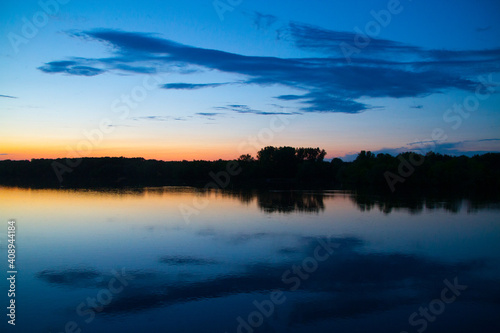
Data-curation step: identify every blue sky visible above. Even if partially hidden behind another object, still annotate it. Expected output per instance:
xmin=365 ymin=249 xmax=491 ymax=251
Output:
xmin=1 ymin=0 xmax=499 ymax=161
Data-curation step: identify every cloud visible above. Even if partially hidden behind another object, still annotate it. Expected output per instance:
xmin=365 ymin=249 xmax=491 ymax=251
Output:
xmin=106 ymin=124 xmax=135 ymax=128
xmin=195 ymin=112 xmax=222 ymax=117
xmin=340 ymin=138 xmax=500 ymax=161
xmin=286 ymin=22 xmax=424 ymax=58
xmin=38 ymin=60 xmax=106 ymax=76
xmin=37 ymin=24 xmax=500 ymax=113
xmin=131 ymin=116 xmax=187 ymax=121
xmin=114 ymin=64 xmax=157 ymax=74
xmin=477 ymin=138 xmax=500 ymax=142
xmin=161 ymin=82 xmax=227 ymax=90
xmin=277 ymin=92 xmax=373 ymax=114
xmin=287 ymin=22 xmax=500 ymax=65
xmin=476 ymin=26 xmax=491 ymax=33
xmin=251 ymin=11 xmax=278 ymax=30
xmin=0 ymin=153 xmax=9 ymax=155
xmin=215 ymin=104 xmax=298 ymax=115
xmin=408 ymin=138 xmax=500 ymax=156
xmin=0 ymin=94 xmax=16 ymax=99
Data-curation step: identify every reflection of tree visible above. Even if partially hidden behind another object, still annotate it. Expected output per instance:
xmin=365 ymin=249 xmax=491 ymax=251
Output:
xmin=351 ymin=193 xmax=427 ymax=215
xmin=223 ymin=191 xmax=325 ymax=214
xmin=466 ymin=200 xmax=500 ymax=214
xmin=36 ymin=186 xmax=500 ymax=215
xmin=218 ymin=190 xmax=257 ymax=205
xmin=178 ymin=188 xmax=500 ymax=215
xmin=257 ymin=191 xmax=325 ymax=214
xmin=348 ymin=192 xmax=483 ymax=214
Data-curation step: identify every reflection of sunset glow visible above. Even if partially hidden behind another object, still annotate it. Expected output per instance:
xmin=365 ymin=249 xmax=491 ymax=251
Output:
xmin=1 ymin=187 xmax=499 ymax=263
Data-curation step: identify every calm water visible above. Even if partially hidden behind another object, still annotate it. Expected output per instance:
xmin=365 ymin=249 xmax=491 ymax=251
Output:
xmin=1 ymin=187 xmax=499 ymax=333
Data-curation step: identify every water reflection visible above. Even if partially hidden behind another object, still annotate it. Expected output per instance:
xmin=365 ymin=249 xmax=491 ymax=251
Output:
xmin=255 ymin=191 xmax=325 ymax=214
xmin=34 ymin=186 xmax=499 ymax=215
xmin=67 ymin=187 xmax=499 ymax=215
xmin=35 ymin=236 xmax=499 ymax=330
xmin=2 ymin=186 xmax=499 ymax=332
xmin=350 ymin=192 xmax=500 ymax=215
xmin=159 ymin=256 xmax=219 ymax=265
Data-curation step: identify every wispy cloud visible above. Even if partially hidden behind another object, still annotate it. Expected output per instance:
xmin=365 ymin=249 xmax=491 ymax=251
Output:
xmin=215 ymin=104 xmax=298 ymax=115
xmin=131 ymin=116 xmax=188 ymax=121
xmin=341 ymin=138 xmax=500 ymax=161
xmin=251 ymin=11 xmax=278 ymax=30
xmin=0 ymin=94 xmax=17 ymax=99
xmin=196 ymin=112 xmax=223 ymax=117
xmin=161 ymin=83 xmax=228 ymax=90
xmin=38 ymin=60 xmax=105 ymax=76
xmin=37 ymin=20 xmax=500 ymax=114
xmin=476 ymin=26 xmax=491 ymax=33
xmin=476 ymin=138 xmax=500 ymax=142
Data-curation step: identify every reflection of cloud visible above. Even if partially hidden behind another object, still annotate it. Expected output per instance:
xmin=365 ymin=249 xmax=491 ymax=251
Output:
xmin=227 ymin=232 xmax=273 ymax=244
xmin=159 ymin=256 xmax=218 ymax=265
xmin=36 ymin=268 xmax=102 ymax=288
xmin=36 ymin=268 xmax=157 ymax=289
xmin=37 ymin=236 xmax=497 ymax=327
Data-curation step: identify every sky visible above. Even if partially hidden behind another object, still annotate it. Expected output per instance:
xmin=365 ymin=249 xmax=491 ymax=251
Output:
xmin=1 ymin=0 xmax=499 ymax=161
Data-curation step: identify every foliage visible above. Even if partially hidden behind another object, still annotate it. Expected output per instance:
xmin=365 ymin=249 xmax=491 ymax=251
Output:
xmin=0 ymin=148 xmax=499 ymax=193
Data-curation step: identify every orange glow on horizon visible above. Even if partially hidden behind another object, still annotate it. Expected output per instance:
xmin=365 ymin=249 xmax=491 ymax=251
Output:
xmin=1 ymin=141 xmax=355 ymax=161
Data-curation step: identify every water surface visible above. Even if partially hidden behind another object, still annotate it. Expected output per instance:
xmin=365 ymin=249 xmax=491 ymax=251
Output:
xmin=1 ymin=187 xmax=499 ymax=332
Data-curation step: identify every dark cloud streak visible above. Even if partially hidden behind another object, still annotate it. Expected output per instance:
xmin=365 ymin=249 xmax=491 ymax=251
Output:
xmin=161 ymin=82 xmax=227 ymax=90
xmin=215 ymin=104 xmax=298 ymax=115
xmin=37 ymin=23 xmax=500 ymax=113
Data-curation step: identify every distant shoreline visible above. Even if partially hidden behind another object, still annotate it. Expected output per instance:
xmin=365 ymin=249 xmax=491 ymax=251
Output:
xmin=1 ymin=149 xmax=499 ymax=195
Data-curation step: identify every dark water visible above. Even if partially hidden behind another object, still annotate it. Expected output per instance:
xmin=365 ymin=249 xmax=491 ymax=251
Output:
xmin=1 ymin=187 xmax=499 ymax=333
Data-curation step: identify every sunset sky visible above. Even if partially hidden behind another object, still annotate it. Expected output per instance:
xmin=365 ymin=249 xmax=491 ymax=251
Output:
xmin=1 ymin=0 xmax=499 ymax=161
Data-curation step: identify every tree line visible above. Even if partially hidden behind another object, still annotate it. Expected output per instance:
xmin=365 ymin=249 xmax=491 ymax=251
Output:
xmin=0 ymin=147 xmax=499 ymax=194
